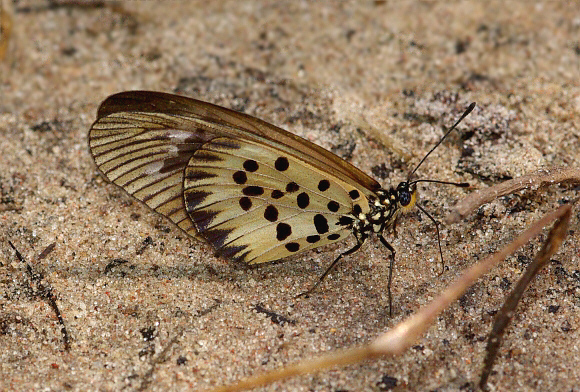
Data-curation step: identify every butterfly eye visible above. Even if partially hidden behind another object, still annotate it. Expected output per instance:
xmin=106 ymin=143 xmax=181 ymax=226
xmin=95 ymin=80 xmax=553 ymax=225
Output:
xmin=399 ymin=190 xmax=411 ymax=206
xmin=396 ymin=182 xmax=412 ymax=206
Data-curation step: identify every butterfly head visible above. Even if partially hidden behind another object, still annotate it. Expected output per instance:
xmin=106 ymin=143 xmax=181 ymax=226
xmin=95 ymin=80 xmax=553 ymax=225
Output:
xmin=365 ymin=181 xmax=418 ymax=235
xmin=374 ymin=181 xmax=418 ymax=213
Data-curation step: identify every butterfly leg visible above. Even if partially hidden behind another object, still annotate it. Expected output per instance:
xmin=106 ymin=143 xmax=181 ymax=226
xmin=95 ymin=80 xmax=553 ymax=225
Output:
xmin=296 ymin=241 xmax=363 ymax=299
xmin=378 ymin=235 xmax=396 ymax=317
xmin=416 ymin=203 xmax=445 ymax=275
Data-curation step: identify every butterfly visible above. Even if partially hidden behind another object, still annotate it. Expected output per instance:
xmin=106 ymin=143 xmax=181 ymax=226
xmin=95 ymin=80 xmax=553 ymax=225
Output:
xmin=89 ymin=91 xmax=474 ymax=314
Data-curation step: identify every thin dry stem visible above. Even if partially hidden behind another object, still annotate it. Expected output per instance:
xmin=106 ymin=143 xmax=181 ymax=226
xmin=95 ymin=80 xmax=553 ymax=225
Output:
xmin=446 ymin=166 xmax=580 ymax=224
xmin=479 ymin=204 xmax=572 ymax=389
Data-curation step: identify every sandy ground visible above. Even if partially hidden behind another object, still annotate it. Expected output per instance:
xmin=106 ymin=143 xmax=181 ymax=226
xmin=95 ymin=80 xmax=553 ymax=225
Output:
xmin=1 ymin=1 xmax=579 ymax=391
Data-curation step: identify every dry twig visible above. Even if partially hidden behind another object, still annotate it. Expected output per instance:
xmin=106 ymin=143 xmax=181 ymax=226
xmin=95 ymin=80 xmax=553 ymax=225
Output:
xmin=7 ymin=241 xmax=70 ymax=351
xmin=479 ymin=203 xmax=572 ymax=389
xmin=209 ymin=204 xmax=573 ymax=392
xmin=446 ymin=166 xmax=580 ymax=224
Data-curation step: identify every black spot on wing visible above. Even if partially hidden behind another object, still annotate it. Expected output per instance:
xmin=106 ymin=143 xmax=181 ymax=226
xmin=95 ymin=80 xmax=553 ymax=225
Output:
xmin=313 ymin=214 xmax=329 ymax=234
xmin=327 ymin=201 xmax=339 ymax=212
xmin=306 ymin=235 xmax=320 ymax=243
xmin=318 ymin=179 xmax=330 ymax=191
xmin=239 ymin=197 xmax=252 ymax=211
xmin=285 ymin=242 xmax=300 ymax=252
xmin=275 ymin=157 xmax=289 ymax=171
xmin=276 ymin=223 xmax=292 ymax=241
xmin=349 ymin=189 xmax=360 ymax=200
xmin=285 ymin=182 xmax=299 ymax=193
xmin=243 ymin=159 xmax=259 ymax=172
xmin=232 ymin=171 xmax=247 ymax=184
xmin=271 ymin=190 xmax=284 ymax=199
xmin=242 ymin=186 xmax=264 ymax=196
xmin=264 ymin=205 xmax=279 ymax=222
xmin=297 ymin=192 xmax=309 ymax=209
xmin=338 ymin=216 xmax=354 ymax=226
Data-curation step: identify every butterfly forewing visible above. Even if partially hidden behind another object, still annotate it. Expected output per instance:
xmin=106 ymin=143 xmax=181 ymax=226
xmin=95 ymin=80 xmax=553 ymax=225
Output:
xmin=92 ymin=91 xmax=381 ymax=189
xmin=89 ymin=112 xmax=211 ymax=237
xmin=183 ymin=137 xmax=369 ymax=263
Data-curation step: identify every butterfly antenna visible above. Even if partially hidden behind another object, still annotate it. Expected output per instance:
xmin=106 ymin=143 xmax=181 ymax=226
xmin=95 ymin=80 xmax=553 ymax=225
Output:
xmin=409 ymin=179 xmax=470 ymax=188
xmin=407 ymin=102 xmax=476 ymax=181
xmin=405 ymin=103 xmax=475 ymax=275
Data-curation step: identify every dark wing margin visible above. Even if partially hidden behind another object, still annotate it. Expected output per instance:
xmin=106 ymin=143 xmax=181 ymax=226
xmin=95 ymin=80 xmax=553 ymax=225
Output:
xmin=96 ymin=91 xmax=381 ymax=192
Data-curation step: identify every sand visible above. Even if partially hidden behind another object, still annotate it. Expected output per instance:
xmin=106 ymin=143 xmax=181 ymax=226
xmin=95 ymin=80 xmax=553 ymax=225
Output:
xmin=1 ymin=1 xmax=579 ymax=391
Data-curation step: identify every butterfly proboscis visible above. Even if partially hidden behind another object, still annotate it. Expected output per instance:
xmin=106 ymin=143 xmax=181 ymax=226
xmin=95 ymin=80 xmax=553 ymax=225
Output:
xmin=88 ymin=91 xmax=474 ymax=317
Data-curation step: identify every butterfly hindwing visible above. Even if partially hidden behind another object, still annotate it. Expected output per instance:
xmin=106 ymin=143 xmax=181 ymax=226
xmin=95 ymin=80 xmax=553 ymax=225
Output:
xmin=183 ymin=137 xmax=370 ymax=264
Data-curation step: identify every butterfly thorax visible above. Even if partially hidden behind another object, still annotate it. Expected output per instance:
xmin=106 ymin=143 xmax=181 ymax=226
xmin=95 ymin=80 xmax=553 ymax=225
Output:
xmin=346 ymin=181 xmax=418 ymax=244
